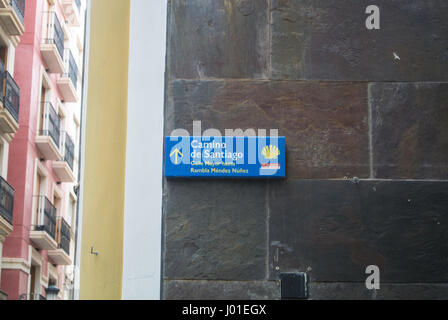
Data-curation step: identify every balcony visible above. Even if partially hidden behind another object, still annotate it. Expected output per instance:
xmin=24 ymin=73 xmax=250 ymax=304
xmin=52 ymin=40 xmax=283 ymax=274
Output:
xmin=53 ymin=132 xmax=76 ymax=183
xmin=35 ymin=102 xmax=62 ymax=160
xmin=0 ymin=0 xmax=25 ymax=36
xmin=41 ymin=12 xmax=65 ymax=74
xmin=61 ymin=0 xmax=81 ymax=27
xmin=57 ymin=50 xmax=78 ymax=102
xmin=0 ymin=176 xmax=14 ymax=237
xmin=48 ymin=217 xmax=71 ymax=265
xmin=0 ymin=63 xmax=20 ymax=134
xmin=30 ymin=196 xmax=57 ymax=250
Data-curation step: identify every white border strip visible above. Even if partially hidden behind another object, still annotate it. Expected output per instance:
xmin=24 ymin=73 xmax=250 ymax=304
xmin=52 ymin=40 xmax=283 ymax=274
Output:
xmin=73 ymin=0 xmax=91 ymax=301
xmin=122 ymin=0 xmax=167 ymax=300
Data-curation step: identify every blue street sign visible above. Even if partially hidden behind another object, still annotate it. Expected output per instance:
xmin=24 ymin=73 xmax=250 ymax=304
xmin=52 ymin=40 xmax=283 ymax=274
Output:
xmin=165 ymin=136 xmax=286 ymax=178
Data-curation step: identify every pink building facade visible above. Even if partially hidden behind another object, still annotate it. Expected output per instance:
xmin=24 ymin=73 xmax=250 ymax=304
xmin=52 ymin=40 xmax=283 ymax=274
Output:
xmin=0 ymin=0 xmax=84 ymax=300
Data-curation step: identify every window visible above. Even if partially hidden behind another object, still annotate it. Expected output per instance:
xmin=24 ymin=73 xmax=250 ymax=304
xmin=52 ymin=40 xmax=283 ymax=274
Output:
xmin=53 ymin=191 xmax=62 ymax=217
xmin=38 ymin=69 xmax=52 ymax=135
xmin=0 ymin=140 xmax=4 ymax=177
xmin=0 ymin=43 xmax=8 ymax=68
xmin=66 ymin=195 xmax=76 ymax=227
xmin=32 ymin=161 xmax=48 ymax=227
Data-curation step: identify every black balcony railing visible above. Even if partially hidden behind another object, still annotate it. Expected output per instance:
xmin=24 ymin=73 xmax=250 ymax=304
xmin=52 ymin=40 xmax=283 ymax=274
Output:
xmin=0 ymin=176 xmax=14 ymax=225
xmin=35 ymin=196 xmax=57 ymax=240
xmin=58 ymin=217 xmax=70 ymax=255
xmin=61 ymin=50 xmax=78 ymax=91
xmin=60 ymin=132 xmax=75 ymax=171
xmin=65 ymin=50 xmax=78 ymax=89
xmin=3 ymin=71 xmax=20 ymax=123
xmin=11 ymin=0 xmax=25 ymax=26
xmin=40 ymin=102 xmax=61 ymax=147
xmin=0 ymin=59 xmax=21 ymax=123
xmin=44 ymin=12 xmax=64 ymax=63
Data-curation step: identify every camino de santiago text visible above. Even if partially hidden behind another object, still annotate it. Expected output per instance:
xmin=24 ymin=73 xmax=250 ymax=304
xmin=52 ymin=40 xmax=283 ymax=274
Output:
xmin=191 ymin=139 xmax=244 ymax=162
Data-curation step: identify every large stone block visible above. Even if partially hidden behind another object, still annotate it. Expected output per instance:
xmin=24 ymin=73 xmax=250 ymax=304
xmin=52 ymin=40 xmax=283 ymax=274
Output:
xmin=168 ymin=0 xmax=269 ymax=79
xmin=163 ymin=179 xmax=267 ymax=280
xmin=163 ymin=280 xmax=280 ymax=300
xmin=269 ymin=180 xmax=448 ymax=283
xmin=166 ymin=80 xmax=369 ymax=179
xmin=271 ymin=0 xmax=448 ymax=81
xmin=370 ymin=83 xmax=448 ymax=179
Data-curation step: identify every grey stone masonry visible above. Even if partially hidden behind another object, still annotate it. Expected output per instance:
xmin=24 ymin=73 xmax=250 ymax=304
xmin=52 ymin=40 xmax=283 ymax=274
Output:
xmin=163 ymin=0 xmax=448 ymax=300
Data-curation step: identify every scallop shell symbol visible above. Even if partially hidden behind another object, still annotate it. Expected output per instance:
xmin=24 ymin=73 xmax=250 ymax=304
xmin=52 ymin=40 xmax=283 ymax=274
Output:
xmin=262 ymin=145 xmax=280 ymax=160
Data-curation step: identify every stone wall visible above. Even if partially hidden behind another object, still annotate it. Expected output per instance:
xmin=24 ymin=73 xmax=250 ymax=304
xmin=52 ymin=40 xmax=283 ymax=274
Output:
xmin=163 ymin=0 xmax=448 ymax=300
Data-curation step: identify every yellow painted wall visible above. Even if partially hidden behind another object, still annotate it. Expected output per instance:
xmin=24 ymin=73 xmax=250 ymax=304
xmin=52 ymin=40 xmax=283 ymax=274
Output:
xmin=79 ymin=0 xmax=130 ymax=300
